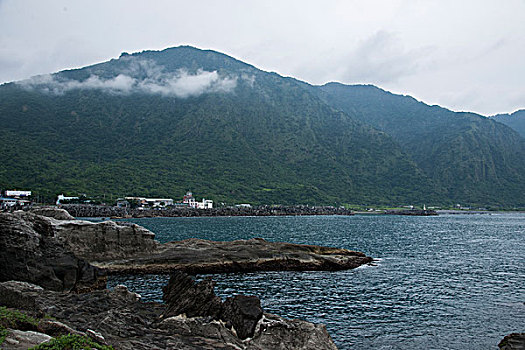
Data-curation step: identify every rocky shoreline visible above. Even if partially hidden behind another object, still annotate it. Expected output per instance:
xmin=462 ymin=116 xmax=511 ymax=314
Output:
xmin=0 ymin=208 xmax=521 ymax=349
xmin=0 ymin=208 xmax=369 ymax=349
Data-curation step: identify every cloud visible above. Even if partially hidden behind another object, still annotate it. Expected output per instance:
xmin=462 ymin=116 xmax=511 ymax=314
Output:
xmin=335 ymin=31 xmax=434 ymax=84
xmin=18 ymin=59 xmax=238 ymax=98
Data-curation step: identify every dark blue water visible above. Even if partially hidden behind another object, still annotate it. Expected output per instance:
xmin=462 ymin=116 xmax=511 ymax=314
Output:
xmin=108 ymin=214 xmax=525 ymax=349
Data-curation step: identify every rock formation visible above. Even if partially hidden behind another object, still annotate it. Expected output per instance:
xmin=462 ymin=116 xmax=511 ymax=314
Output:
xmin=3 ymin=209 xmax=372 ymax=275
xmin=161 ymin=271 xmax=263 ymax=340
xmin=0 ymin=211 xmax=106 ymax=292
xmin=0 ymin=210 xmax=370 ymax=349
xmin=0 ymin=276 xmax=338 ymax=349
xmin=499 ymin=333 xmax=525 ymax=350
xmin=96 ymin=237 xmax=373 ymax=274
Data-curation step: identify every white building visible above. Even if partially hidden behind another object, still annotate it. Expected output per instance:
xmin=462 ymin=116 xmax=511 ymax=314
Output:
xmin=5 ymin=190 xmax=31 ymax=198
xmin=196 ymin=199 xmax=213 ymax=209
xmin=56 ymin=194 xmax=79 ymax=205
xmin=183 ymin=192 xmax=213 ymax=209
xmin=125 ymin=197 xmax=174 ymax=208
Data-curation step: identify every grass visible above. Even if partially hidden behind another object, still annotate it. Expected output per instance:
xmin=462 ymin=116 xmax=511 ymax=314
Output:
xmin=29 ymin=334 xmax=114 ymax=350
xmin=0 ymin=307 xmax=112 ymax=349
xmin=0 ymin=306 xmax=39 ymax=346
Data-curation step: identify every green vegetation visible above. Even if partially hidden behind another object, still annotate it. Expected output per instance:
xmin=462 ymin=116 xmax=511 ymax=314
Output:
xmin=316 ymin=83 xmax=525 ymax=207
xmin=30 ymin=334 xmax=113 ymax=350
xmin=0 ymin=46 xmax=523 ymax=207
xmin=0 ymin=306 xmax=39 ymax=345
xmin=491 ymin=109 xmax=525 ymax=138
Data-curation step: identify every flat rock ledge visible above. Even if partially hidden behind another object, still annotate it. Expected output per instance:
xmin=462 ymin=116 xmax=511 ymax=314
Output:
xmin=2 ymin=209 xmax=372 ymax=276
xmin=94 ymin=237 xmax=373 ymax=275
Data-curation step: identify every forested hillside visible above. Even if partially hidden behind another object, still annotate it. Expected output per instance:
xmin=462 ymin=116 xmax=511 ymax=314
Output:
xmin=0 ymin=46 xmax=523 ymax=207
xmin=0 ymin=47 xmax=435 ymax=205
xmin=491 ymin=110 xmax=525 ymax=138
xmin=315 ymin=83 xmax=525 ymax=206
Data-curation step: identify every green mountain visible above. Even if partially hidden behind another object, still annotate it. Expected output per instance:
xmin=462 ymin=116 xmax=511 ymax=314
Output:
xmin=0 ymin=46 xmax=436 ymax=206
xmin=315 ymin=83 xmax=525 ymax=207
xmin=491 ymin=110 xmax=525 ymax=138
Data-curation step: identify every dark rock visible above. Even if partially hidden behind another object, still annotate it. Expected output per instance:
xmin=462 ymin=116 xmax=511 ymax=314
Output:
xmin=250 ymin=313 xmax=338 ymax=350
xmin=162 ymin=272 xmax=223 ymax=319
xmin=0 ymin=280 xmax=338 ymax=350
xmin=499 ymin=333 xmax=525 ymax=350
xmin=0 ymin=212 xmax=106 ymax=292
xmin=222 ymin=295 xmax=263 ymax=339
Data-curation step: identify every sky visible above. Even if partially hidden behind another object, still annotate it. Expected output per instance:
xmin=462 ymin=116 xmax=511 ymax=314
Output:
xmin=1 ymin=0 xmax=524 ymax=115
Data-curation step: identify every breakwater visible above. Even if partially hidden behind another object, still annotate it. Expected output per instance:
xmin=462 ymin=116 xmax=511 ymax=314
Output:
xmin=59 ymin=204 xmax=355 ymax=218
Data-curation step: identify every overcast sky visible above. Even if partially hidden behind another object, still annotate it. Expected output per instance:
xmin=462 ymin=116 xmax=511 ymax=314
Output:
xmin=1 ymin=0 xmax=524 ymax=115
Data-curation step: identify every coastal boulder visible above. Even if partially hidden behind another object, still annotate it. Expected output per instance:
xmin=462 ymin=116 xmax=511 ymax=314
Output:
xmin=499 ymin=333 xmax=525 ymax=350
xmin=222 ymin=295 xmax=263 ymax=339
xmin=0 ymin=212 xmax=106 ymax=292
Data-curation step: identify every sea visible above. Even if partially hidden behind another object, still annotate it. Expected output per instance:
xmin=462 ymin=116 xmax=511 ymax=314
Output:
xmin=106 ymin=213 xmax=525 ymax=349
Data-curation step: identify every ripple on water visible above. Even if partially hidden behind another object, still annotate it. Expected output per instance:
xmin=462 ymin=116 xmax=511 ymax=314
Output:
xmin=109 ymin=214 xmax=525 ymax=350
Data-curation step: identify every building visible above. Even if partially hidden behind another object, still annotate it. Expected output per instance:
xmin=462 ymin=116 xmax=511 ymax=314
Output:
xmin=5 ymin=190 xmax=31 ymax=198
xmin=0 ymin=197 xmax=18 ymax=208
xmin=56 ymin=194 xmax=80 ymax=205
xmin=196 ymin=199 xmax=213 ymax=209
xmin=125 ymin=197 xmax=174 ymax=208
xmin=1 ymin=190 xmax=32 ymax=208
xmin=182 ymin=192 xmax=196 ymax=207
xmin=182 ymin=192 xmax=213 ymax=209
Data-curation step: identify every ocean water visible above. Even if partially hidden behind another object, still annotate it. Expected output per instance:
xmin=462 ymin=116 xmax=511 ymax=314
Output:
xmin=108 ymin=214 xmax=525 ymax=349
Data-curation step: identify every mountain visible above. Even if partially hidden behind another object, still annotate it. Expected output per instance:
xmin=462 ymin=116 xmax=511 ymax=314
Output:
xmin=314 ymin=83 xmax=525 ymax=207
xmin=0 ymin=46 xmax=436 ymax=206
xmin=491 ymin=110 xmax=525 ymax=138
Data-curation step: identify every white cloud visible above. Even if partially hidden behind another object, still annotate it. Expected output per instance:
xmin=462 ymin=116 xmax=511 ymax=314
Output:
xmin=18 ymin=59 xmax=238 ymax=98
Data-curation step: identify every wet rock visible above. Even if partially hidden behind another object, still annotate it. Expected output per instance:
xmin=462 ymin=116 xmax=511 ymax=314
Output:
xmin=162 ymin=272 xmax=223 ymax=319
xmin=113 ymin=284 xmax=141 ymax=302
xmin=499 ymin=333 xmax=525 ymax=350
xmin=98 ymin=237 xmax=373 ymax=275
xmin=222 ymin=295 xmax=263 ymax=339
xmin=0 ymin=212 xmax=106 ymax=292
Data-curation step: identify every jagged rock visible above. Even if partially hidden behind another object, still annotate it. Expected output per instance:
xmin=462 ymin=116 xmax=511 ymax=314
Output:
xmin=162 ymin=272 xmax=223 ymax=319
xmin=162 ymin=272 xmax=262 ymax=339
xmin=0 ymin=212 xmax=106 ymax=292
xmin=500 ymin=333 xmax=525 ymax=350
xmin=222 ymin=295 xmax=263 ymax=340
xmin=113 ymin=284 xmax=141 ymax=302
xmin=0 ymin=280 xmax=338 ymax=350
xmin=28 ymin=207 xmax=75 ymax=220
xmin=249 ymin=313 xmax=338 ymax=350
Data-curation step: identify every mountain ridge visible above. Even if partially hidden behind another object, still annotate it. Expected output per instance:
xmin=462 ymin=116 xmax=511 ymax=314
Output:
xmin=0 ymin=46 xmax=523 ymax=207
